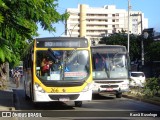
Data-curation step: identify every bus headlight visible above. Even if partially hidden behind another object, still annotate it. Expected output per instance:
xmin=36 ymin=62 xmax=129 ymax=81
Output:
xmin=34 ymin=83 xmax=45 ymax=93
xmin=82 ymin=83 xmax=93 ymax=92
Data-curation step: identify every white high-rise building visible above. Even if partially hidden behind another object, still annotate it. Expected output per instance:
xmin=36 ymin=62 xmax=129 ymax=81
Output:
xmin=65 ymin=4 xmax=148 ymax=41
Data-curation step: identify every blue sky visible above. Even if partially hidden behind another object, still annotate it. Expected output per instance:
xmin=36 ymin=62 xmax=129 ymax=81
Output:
xmin=37 ymin=0 xmax=160 ymax=37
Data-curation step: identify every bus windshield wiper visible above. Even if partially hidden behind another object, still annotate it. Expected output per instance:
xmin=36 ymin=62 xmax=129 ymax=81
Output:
xmin=47 ymin=48 xmax=57 ymax=61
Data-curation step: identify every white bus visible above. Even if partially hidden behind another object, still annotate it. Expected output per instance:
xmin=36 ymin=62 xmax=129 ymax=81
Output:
xmin=91 ymin=45 xmax=130 ymax=98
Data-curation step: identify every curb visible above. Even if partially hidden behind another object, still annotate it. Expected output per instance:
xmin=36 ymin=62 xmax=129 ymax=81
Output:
xmin=0 ymin=90 xmax=15 ymax=111
xmin=123 ymin=94 xmax=160 ymax=106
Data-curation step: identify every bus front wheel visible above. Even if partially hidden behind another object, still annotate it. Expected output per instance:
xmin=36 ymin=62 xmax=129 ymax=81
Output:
xmin=25 ymin=92 xmax=30 ymax=100
xmin=116 ymin=93 xmax=122 ymax=98
xmin=75 ymin=101 xmax=82 ymax=107
xmin=24 ymin=83 xmax=30 ymax=100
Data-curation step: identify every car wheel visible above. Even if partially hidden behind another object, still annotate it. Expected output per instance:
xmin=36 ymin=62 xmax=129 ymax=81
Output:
xmin=75 ymin=101 xmax=82 ymax=107
xmin=116 ymin=93 xmax=122 ymax=98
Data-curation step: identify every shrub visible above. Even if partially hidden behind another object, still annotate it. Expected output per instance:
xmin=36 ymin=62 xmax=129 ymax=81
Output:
xmin=143 ymin=78 xmax=160 ymax=97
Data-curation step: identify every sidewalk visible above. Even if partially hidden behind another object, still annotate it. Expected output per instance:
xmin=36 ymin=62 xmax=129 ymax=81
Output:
xmin=0 ymin=78 xmax=16 ymax=111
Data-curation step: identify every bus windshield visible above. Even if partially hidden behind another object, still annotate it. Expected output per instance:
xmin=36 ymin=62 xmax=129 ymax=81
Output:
xmin=36 ymin=50 xmax=89 ymax=81
xmin=92 ymin=52 xmax=128 ymax=79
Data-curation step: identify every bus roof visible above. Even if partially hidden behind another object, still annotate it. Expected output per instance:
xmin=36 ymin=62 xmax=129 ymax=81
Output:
xmin=91 ymin=44 xmax=125 ymax=47
xmin=91 ymin=44 xmax=127 ymax=53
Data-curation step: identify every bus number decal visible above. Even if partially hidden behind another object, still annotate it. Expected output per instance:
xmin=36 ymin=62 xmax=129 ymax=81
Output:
xmin=51 ymin=88 xmax=59 ymax=93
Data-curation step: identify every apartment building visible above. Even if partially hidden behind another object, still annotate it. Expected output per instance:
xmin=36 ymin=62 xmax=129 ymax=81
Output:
xmin=65 ymin=4 xmax=148 ymax=41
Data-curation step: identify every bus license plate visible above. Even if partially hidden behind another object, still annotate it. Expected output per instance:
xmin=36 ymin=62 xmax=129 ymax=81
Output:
xmin=106 ymin=88 xmax=113 ymax=91
xmin=59 ymin=98 xmax=69 ymax=101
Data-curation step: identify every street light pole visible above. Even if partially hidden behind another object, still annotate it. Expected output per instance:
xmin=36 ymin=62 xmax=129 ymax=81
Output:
xmin=142 ymin=31 xmax=149 ymax=67
xmin=127 ymin=0 xmax=130 ymax=54
xmin=141 ymin=37 xmax=144 ymax=66
xmin=140 ymin=13 xmax=144 ymax=66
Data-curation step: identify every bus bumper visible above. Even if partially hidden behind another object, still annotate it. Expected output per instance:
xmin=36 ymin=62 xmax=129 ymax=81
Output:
xmin=33 ymin=90 xmax=92 ymax=102
xmin=92 ymin=83 xmax=130 ymax=95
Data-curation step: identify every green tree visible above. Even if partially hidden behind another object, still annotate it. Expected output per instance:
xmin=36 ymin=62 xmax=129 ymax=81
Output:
xmin=99 ymin=29 xmax=160 ymax=66
xmin=100 ymin=31 xmax=141 ymax=61
xmin=0 ymin=0 xmax=6 ymax=23
xmin=0 ymin=0 xmax=69 ymax=64
xmin=0 ymin=0 xmax=69 ymax=88
xmin=147 ymin=41 xmax=160 ymax=61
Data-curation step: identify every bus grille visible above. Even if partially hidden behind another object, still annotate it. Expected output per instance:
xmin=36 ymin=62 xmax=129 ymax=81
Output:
xmin=48 ymin=94 xmax=80 ymax=100
xmin=100 ymin=85 xmax=119 ymax=88
xmin=95 ymin=81 xmax=123 ymax=84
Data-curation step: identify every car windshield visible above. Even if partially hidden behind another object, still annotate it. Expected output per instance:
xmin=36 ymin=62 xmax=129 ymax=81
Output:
xmin=131 ymin=73 xmax=144 ymax=77
xmin=36 ymin=50 xmax=90 ymax=81
xmin=92 ymin=52 xmax=129 ymax=79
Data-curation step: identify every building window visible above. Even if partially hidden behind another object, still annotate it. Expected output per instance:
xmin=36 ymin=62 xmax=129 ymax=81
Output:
xmin=112 ymin=19 xmax=115 ymax=22
xmin=116 ymin=19 xmax=119 ymax=22
xmin=132 ymin=19 xmax=138 ymax=22
xmin=70 ymin=19 xmax=78 ymax=21
xmin=112 ymin=28 xmax=116 ymax=33
xmin=116 ymin=24 xmax=119 ymax=28
xmin=116 ymin=13 xmax=119 ymax=16
xmin=88 ymin=14 xmax=94 ymax=16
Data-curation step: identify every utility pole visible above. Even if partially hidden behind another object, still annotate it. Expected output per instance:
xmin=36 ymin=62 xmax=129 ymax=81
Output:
xmin=127 ymin=0 xmax=130 ymax=54
xmin=140 ymin=13 xmax=144 ymax=66
xmin=141 ymin=14 xmax=148 ymax=68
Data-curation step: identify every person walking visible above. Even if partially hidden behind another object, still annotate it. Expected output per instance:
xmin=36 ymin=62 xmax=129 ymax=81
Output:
xmin=13 ymin=70 xmax=21 ymax=88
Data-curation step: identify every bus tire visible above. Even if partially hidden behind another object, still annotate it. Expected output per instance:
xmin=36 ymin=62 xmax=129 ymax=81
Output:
xmin=116 ymin=93 xmax=122 ymax=98
xmin=30 ymin=84 xmax=34 ymax=101
xmin=33 ymin=102 xmax=40 ymax=108
xmin=25 ymin=92 xmax=30 ymax=100
xmin=75 ymin=101 xmax=82 ymax=107
xmin=24 ymin=83 xmax=30 ymax=100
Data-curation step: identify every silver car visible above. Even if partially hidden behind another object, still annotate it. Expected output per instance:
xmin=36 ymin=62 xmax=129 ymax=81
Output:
xmin=129 ymin=71 xmax=146 ymax=87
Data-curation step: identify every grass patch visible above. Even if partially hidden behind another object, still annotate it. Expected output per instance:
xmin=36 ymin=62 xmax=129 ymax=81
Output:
xmin=124 ymin=87 xmax=160 ymax=104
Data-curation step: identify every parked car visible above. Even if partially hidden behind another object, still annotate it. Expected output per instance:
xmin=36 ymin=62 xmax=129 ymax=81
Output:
xmin=129 ymin=71 xmax=146 ymax=87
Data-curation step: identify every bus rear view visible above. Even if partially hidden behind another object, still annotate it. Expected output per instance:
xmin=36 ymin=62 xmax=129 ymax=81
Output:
xmin=91 ymin=45 xmax=130 ymax=98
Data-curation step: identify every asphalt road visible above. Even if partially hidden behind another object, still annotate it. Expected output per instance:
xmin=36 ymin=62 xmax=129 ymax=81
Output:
xmin=4 ymin=77 xmax=160 ymax=119
xmin=12 ymin=88 xmax=160 ymax=119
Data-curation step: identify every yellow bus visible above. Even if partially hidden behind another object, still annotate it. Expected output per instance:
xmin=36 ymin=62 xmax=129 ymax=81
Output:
xmin=23 ymin=37 xmax=93 ymax=107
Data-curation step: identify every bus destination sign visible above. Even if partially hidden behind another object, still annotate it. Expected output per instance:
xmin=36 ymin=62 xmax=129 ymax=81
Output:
xmin=36 ymin=39 xmax=88 ymax=48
